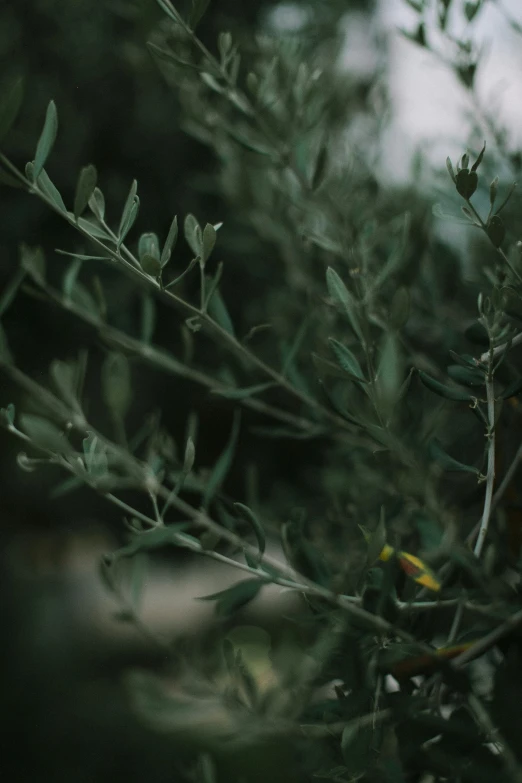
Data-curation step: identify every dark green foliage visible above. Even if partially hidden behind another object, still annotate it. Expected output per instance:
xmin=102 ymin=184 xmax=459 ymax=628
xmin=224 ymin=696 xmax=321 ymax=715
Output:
xmin=2 ymin=1 xmax=522 ymax=782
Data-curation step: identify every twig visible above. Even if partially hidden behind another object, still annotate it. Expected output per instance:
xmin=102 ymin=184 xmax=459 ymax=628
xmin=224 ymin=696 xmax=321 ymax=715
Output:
xmin=481 ymin=332 xmax=522 ymax=363
xmin=474 ymin=373 xmax=496 ymax=557
xmin=0 ymin=360 xmax=439 ymax=649
xmin=452 ymin=607 xmax=522 ymax=669
xmin=0 ymin=152 xmax=362 ymax=443
xmin=22 ymin=276 xmax=371 ymax=448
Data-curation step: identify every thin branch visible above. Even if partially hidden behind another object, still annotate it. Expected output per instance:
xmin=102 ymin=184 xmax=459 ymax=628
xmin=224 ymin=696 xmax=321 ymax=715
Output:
xmin=22 ymin=277 xmax=371 ymax=448
xmin=474 ymin=373 xmax=496 ymax=557
xmin=0 ymin=361 xmax=437 ymax=648
xmin=481 ymin=332 xmax=522 ymax=363
xmin=453 ymin=607 xmax=522 ymax=669
xmin=0 ymin=152 xmax=362 ymax=443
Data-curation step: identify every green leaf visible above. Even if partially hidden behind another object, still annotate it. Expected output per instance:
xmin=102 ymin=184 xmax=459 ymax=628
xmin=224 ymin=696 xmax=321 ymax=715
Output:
xmin=465 ymin=1 xmax=482 ymax=22
xmin=197 ymin=578 xmax=263 ymax=616
xmin=486 ymin=215 xmax=505 ymax=248
xmin=249 ymin=424 xmax=326 ymax=440
xmin=20 ymin=413 xmax=71 ymax=454
xmin=0 ymin=76 xmax=24 ymax=144
xmin=77 ymin=215 xmax=112 ymax=240
xmin=102 ymin=352 xmax=131 ymax=420
xmin=311 ymin=142 xmax=328 ymax=190
xmin=326 ymin=267 xmax=364 ymax=342
xmin=377 ymin=333 xmax=402 ymax=410
xmin=489 ymin=175 xmax=499 ymax=207
xmin=50 ymin=359 xmax=80 ymax=411
xmin=118 ymin=180 xmax=139 ymax=245
xmin=0 ymin=266 xmax=26 ymax=317
xmin=455 ymin=169 xmax=478 ymax=199
xmin=161 ymin=214 xmax=178 ymax=267
xmin=110 ymin=523 xmax=193 ymax=559
xmin=189 ymin=0 xmax=211 ymax=29
xmin=184 ymin=213 xmax=203 ymax=257
xmin=71 ymin=281 xmax=100 ymax=319
xmin=202 ymin=412 xmax=241 ymax=509
xmin=202 ymin=223 xmax=217 ymax=262
xmin=446 ymin=156 xmax=456 ymax=183
xmin=138 ymin=232 xmax=160 ymax=263
xmin=417 ymin=369 xmax=473 ymax=401
xmin=88 ymin=187 xmax=105 ymax=221
xmin=198 ymin=754 xmax=217 ymax=783
xmin=73 ymin=164 xmax=97 ymax=221
xmin=428 ymin=439 xmax=481 ymax=475
xmin=471 ymin=141 xmax=486 ymax=172
xmin=211 ymin=381 xmax=276 ymax=399
xmin=281 ymin=518 xmax=332 ymax=587
xmin=33 ymin=100 xmax=58 ymax=180
xmin=218 ymin=31 xmax=233 ymax=60
xmin=20 ymin=244 xmax=46 ymax=285
xmin=83 ymin=432 xmax=108 ymax=478
xmin=1 ymin=402 xmax=15 ymax=426
xmin=448 ymin=350 xmax=483 ymax=369
xmin=234 ymin=501 xmax=266 ymax=560
xmin=62 ymin=258 xmax=82 ymax=301
xmin=446 ymin=364 xmax=484 ymax=387
xmin=328 ymin=338 xmax=365 ymax=381
xmin=207 ymin=287 xmax=235 ymax=336
xmin=138 ymin=232 xmax=161 ymax=276
xmin=36 ymin=168 xmax=66 ymax=212
xmin=183 ymin=435 xmax=196 ymax=472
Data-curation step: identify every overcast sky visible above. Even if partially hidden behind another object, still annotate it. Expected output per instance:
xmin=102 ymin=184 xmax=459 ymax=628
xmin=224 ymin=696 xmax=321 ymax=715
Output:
xmin=377 ymin=0 xmax=522 ymax=182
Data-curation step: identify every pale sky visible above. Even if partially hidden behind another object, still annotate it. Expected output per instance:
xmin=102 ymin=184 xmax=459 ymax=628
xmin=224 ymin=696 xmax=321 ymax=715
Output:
xmin=377 ymin=0 xmax=522 ymax=183
xmin=270 ymin=1 xmax=522 ymax=183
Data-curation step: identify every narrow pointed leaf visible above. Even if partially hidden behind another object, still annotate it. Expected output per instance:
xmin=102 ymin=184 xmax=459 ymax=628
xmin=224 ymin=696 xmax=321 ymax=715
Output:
xmin=33 ymin=100 xmax=58 ymax=180
xmin=326 ymin=267 xmax=364 ymax=342
xmin=418 ymin=369 xmax=473 ymax=401
xmin=197 ymin=578 xmax=263 ymax=616
xmin=110 ymin=523 xmax=192 ymax=559
xmin=208 ymin=287 xmax=235 ymax=336
xmin=184 ymin=214 xmax=203 ymax=257
xmin=328 ymin=338 xmax=365 ymax=381
xmin=118 ymin=180 xmax=139 ymax=243
xmin=202 ymin=223 xmax=217 ymax=262
xmin=211 ymin=381 xmax=276 ymax=399
xmin=161 ymin=214 xmax=178 ymax=267
xmin=428 ymin=439 xmax=481 ymax=475
xmin=74 ymin=164 xmax=97 ymax=221
xmin=234 ymin=501 xmax=266 ymax=559
xmin=36 ymin=168 xmax=66 ymax=212
xmin=20 ymin=413 xmax=71 ymax=454
xmin=88 ymin=187 xmax=105 ymax=221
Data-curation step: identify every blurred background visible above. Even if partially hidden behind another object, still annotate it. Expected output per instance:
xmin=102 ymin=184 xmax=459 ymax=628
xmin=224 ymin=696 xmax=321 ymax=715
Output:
xmin=1 ymin=0 xmax=522 ymax=780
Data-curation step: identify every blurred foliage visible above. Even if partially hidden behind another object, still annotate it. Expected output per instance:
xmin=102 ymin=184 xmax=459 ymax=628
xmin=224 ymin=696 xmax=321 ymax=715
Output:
xmin=2 ymin=0 xmax=522 ymax=782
